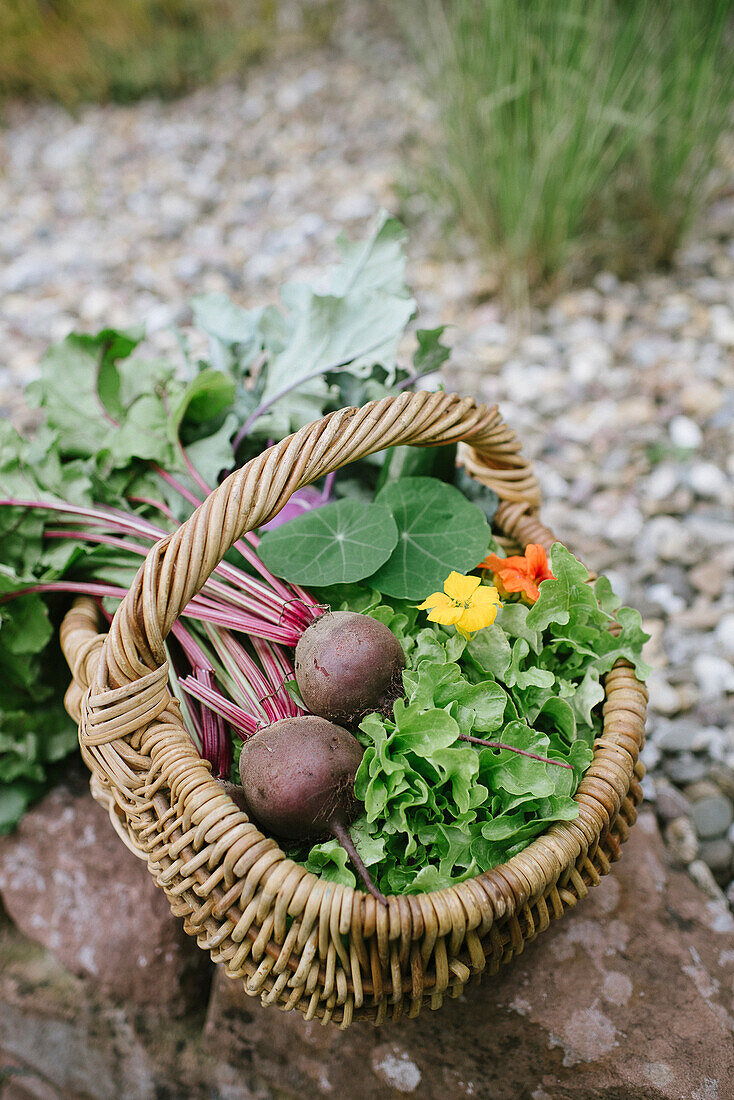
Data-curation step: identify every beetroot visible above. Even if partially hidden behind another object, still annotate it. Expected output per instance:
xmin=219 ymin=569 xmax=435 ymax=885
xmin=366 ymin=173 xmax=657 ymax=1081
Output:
xmin=295 ymin=611 xmax=405 ymax=726
xmin=237 ymin=715 xmax=386 ymax=903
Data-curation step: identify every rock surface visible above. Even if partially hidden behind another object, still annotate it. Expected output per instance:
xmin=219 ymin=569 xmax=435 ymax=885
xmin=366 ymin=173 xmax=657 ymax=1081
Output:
xmin=0 ymin=911 xmax=268 ymax=1100
xmin=2 ymin=810 xmax=732 ymax=1099
xmin=201 ymin=812 xmax=734 ymax=1100
xmin=0 ymin=771 xmax=211 ymax=1012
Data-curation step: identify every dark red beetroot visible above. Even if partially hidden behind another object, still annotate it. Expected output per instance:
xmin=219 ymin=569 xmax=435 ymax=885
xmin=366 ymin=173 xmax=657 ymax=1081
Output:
xmin=237 ymin=715 xmax=386 ymax=903
xmin=295 ymin=611 xmax=405 ymax=727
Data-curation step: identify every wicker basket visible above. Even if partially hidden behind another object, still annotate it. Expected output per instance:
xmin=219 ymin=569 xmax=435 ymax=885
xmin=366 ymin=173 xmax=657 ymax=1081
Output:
xmin=59 ymin=390 xmax=647 ymax=1027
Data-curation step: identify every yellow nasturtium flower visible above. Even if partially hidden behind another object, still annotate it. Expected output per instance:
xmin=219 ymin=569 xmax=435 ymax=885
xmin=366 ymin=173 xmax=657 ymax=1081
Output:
xmin=418 ymin=571 xmax=503 ymax=639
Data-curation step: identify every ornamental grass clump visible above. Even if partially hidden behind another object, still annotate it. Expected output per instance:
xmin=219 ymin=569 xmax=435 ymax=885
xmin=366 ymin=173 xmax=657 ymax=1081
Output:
xmin=402 ymin=0 xmax=734 ymax=300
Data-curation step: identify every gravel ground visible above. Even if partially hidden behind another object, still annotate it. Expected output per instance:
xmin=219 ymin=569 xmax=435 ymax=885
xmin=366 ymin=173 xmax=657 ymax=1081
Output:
xmin=1 ymin=7 xmax=733 ymax=903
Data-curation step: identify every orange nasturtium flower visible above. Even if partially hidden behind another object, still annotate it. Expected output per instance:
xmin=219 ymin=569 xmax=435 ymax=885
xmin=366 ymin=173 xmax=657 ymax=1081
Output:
xmin=479 ymin=543 xmax=554 ymax=604
xmin=418 ymin=571 xmax=502 ymax=639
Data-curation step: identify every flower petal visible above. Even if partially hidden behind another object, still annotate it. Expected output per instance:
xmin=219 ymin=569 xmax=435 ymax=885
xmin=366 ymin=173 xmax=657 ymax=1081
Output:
xmin=458 ymin=603 xmax=499 ymax=633
xmin=417 ymin=591 xmax=451 ymax=611
xmin=495 ymin=568 xmax=531 ymax=594
xmin=477 ymin=552 xmax=505 ymax=572
xmin=444 ymin=571 xmax=481 ymax=603
xmin=427 ymin=603 xmax=465 ymax=626
xmin=470 ymin=585 xmax=502 ymax=608
xmin=523 ymin=580 xmax=541 ymax=602
xmin=494 ymin=553 xmax=529 ymax=573
xmin=526 ymin=544 xmax=553 ymax=580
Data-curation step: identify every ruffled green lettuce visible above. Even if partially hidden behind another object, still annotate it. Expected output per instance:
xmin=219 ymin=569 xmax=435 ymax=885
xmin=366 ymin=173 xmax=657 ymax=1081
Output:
xmin=300 ymin=548 xmax=648 ymax=893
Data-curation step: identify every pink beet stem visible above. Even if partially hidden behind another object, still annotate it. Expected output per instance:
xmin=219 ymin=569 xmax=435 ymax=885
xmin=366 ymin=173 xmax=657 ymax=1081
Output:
xmin=179 ymin=675 xmax=258 ymax=737
xmin=6 ymin=497 xmax=311 ymax=628
xmin=156 ymin=462 xmax=316 ymax=613
xmin=250 ymin=636 xmax=303 ymax=718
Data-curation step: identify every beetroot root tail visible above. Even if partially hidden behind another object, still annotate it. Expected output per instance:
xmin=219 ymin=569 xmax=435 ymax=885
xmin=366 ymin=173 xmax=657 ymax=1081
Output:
xmin=331 ymin=818 xmax=387 ymax=906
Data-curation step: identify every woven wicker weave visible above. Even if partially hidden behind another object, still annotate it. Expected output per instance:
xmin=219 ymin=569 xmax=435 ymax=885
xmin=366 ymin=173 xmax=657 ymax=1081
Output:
xmin=59 ymin=391 xmax=647 ymax=1027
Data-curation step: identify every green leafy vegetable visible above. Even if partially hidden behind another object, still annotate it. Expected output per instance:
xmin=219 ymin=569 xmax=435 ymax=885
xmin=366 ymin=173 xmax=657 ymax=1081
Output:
xmin=294 ymin=544 xmax=647 ymax=894
xmin=258 ymin=499 xmax=398 ymax=586
xmin=368 ymin=477 xmax=491 ymax=599
xmin=375 ymin=443 xmax=458 ymax=492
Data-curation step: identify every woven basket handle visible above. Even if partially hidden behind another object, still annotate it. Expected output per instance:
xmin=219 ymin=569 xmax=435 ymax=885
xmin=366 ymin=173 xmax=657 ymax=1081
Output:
xmin=87 ymin=392 xmax=549 ymax=701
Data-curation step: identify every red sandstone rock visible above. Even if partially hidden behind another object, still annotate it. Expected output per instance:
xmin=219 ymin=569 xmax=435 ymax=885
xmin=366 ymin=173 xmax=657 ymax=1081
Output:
xmin=0 ymin=772 xmax=210 ymax=1012
xmin=202 ymin=811 xmax=734 ymax=1099
xmin=1 ymin=792 xmax=732 ymax=1099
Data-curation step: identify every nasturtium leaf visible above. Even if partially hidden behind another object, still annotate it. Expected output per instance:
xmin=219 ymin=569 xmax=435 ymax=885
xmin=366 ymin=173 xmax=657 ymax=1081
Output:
xmin=258 ymin=499 xmax=398 ymax=586
xmin=369 ymin=477 xmax=491 ymax=599
xmin=376 ymin=443 xmax=457 ymax=492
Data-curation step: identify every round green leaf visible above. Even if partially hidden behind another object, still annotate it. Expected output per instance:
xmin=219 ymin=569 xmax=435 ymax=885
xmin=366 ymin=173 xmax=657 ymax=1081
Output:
xmin=369 ymin=477 xmax=490 ymax=599
xmin=258 ymin=499 xmax=398 ymax=586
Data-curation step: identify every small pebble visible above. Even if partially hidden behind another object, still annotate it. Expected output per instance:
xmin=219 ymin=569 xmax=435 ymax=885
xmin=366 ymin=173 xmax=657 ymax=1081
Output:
xmin=688 ymin=462 xmax=731 ymax=501
xmin=693 ymin=654 xmax=734 ymax=699
xmin=654 ymin=778 xmax=692 ymax=822
xmin=685 ymin=780 xmax=725 ymax=803
xmin=646 ymin=583 xmax=686 ymax=616
xmin=656 ymin=723 xmax=698 ymax=754
xmin=710 ymin=304 xmax=734 ymax=347
xmin=644 ymin=464 xmax=679 ymax=502
xmin=663 ymin=755 xmax=708 ymax=786
xmin=648 ymin=676 xmax=683 ymax=717
xmin=714 ymin=615 xmax=734 ymax=658
xmin=664 ymin=816 xmax=699 ymax=867
xmin=640 ymin=742 xmax=661 ymax=772
xmin=691 ymin=795 xmax=734 ymax=840
xmin=668 ymin=415 xmax=703 ymax=450
xmin=688 ymin=859 xmax=727 ymax=903
xmin=698 ymin=838 xmax=733 ymax=877
xmin=714 ymin=765 xmax=734 ymax=803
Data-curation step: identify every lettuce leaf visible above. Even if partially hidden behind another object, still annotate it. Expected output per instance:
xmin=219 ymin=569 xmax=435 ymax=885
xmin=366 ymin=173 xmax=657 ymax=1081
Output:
xmin=298 ymin=549 xmax=644 ymax=893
